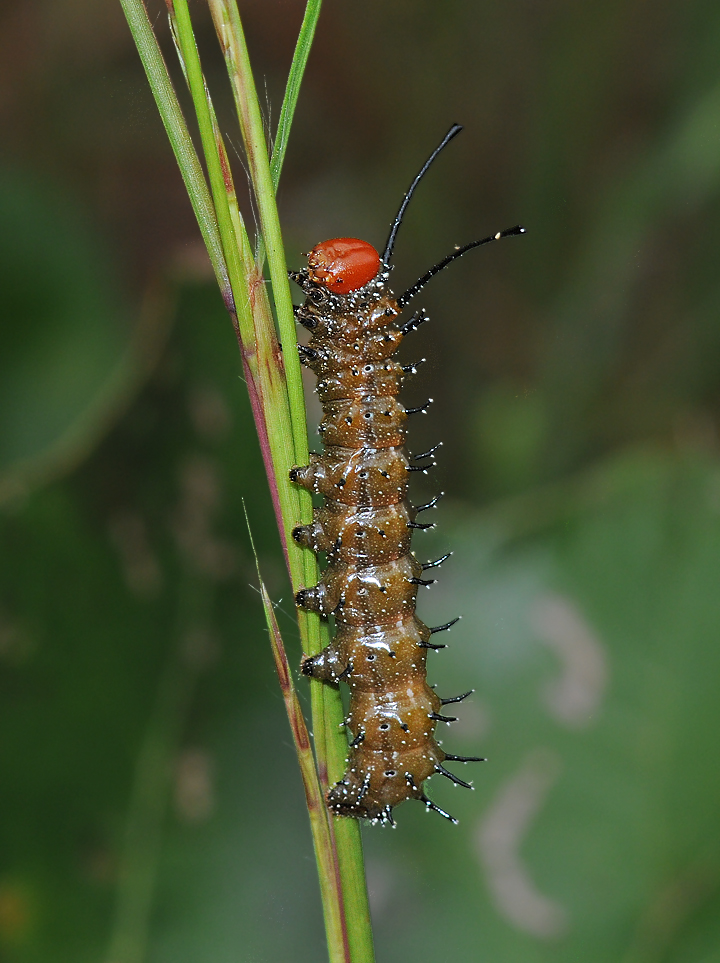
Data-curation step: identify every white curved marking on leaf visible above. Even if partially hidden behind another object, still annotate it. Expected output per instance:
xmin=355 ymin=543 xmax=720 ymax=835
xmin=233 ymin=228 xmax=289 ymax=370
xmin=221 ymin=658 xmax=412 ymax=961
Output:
xmin=531 ymin=593 xmax=609 ymax=728
xmin=475 ymin=749 xmax=567 ymax=939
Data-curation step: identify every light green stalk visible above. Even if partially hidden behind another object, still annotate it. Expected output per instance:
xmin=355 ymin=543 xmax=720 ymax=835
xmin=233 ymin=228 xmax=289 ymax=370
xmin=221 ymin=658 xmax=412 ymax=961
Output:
xmin=204 ymin=7 xmax=375 ymax=959
xmin=118 ymin=1 xmax=375 ymax=960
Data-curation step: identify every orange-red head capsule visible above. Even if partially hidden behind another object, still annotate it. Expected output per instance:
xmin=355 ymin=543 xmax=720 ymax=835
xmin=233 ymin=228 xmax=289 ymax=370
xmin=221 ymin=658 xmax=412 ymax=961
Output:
xmin=307 ymin=238 xmax=382 ymax=294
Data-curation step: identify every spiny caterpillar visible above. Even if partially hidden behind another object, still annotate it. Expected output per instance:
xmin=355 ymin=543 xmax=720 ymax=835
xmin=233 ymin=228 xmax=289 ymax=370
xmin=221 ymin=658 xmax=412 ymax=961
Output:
xmin=290 ymin=125 xmax=525 ymax=825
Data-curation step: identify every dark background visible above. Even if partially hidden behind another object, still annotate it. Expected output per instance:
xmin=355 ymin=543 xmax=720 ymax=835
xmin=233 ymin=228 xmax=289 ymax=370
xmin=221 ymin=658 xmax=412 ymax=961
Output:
xmin=2 ymin=1 xmax=720 ymax=961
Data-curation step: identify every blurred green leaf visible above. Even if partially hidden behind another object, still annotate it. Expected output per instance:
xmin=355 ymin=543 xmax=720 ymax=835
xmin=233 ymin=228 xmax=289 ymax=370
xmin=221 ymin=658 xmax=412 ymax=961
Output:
xmin=0 ymin=169 xmax=137 ymax=497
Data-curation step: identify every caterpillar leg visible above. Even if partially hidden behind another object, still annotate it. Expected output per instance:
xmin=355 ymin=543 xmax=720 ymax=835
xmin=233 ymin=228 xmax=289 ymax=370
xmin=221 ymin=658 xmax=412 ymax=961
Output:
xmin=300 ymin=647 xmax=348 ymax=685
xmin=294 ymin=584 xmax=328 ymax=614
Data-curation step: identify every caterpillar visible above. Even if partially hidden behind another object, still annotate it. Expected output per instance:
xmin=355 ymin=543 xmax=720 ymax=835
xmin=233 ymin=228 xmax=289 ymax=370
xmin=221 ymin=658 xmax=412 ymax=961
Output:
xmin=290 ymin=125 xmax=524 ymax=825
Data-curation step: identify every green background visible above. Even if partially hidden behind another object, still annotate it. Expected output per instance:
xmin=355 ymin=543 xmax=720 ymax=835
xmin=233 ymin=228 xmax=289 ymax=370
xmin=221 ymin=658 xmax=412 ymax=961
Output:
xmin=2 ymin=1 xmax=720 ymax=961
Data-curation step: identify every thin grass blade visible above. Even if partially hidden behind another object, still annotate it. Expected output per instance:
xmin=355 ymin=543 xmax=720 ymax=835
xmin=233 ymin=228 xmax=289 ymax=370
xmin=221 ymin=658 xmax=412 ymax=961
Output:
xmin=244 ymin=504 xmax=350 ymax=963
xmin=270 ymin=0 xmax=322 ymax=191
xmin=118 ymin=0 xmax=228 ymax=295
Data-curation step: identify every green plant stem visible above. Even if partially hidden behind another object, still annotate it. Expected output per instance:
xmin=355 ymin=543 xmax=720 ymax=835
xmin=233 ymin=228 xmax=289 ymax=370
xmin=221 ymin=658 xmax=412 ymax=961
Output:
xmin=206 ymin=7 xmax=375 ymax=959
xmin=257 ymin=572 xmax=351 ymax=963
xmin=145 ymin=0 xmax=289 ymax=554
xmin=120 ymin=2 xmax=375 ymax=959
xmin=269 ymin=0 xmax=322 ymax=192
xmin=169 ymin=0 xmax=301 ymax=554
xmin=118 ymin=0 xmax=228 ymax=296
xmin=207 ymin=0 xmax=310 ymax=526
xmin=324 ymin=693 xmax=375 ymax=963
xmin=165 ymin=0 xmax=250 ymax=335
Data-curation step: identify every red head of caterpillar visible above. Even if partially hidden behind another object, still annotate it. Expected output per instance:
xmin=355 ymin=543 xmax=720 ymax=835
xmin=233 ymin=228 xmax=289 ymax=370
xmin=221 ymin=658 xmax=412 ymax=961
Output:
xmin=307 ymin=237 xmax=382 ymax=293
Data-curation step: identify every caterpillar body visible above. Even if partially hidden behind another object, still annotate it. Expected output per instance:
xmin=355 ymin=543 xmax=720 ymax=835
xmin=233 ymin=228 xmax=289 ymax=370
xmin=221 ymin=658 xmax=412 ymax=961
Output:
xmin=290 ymin=126 xmax=524 ymax=825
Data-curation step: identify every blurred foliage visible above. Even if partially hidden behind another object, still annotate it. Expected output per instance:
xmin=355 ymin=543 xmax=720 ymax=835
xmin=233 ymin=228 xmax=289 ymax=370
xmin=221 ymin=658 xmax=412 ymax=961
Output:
xmin=2 ymin=0 xmax=720 ymax=961
xmin=0 ymin=168 xmax=129 ymax=492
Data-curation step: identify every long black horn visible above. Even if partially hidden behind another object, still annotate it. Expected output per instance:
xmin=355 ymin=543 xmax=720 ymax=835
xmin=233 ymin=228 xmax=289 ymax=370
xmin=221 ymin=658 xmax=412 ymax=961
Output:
xmin=398 ymin=224 xmax=526 ymax=308
xmin=382 ymin=124 xmax=463 ymax=266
